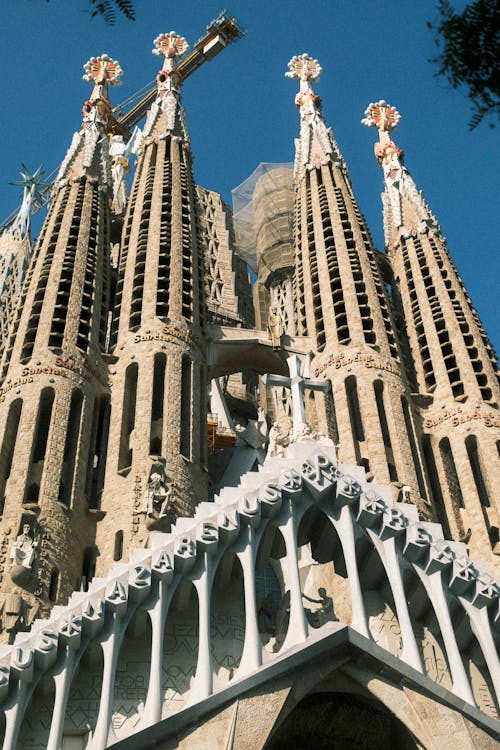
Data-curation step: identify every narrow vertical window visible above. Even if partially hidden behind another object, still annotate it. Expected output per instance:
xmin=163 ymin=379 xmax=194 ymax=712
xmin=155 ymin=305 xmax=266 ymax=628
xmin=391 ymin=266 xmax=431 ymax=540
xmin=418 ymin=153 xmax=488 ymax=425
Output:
xmin=422 ymin=435 xmax=452 ymax=539
xmin=401 ymin=397 xmax=427 ymax=500
xmin=150 ymin=353 xmax=166 ymax=455
xmin=81 ymin=547 xmax=96 ymax=591
xmin=24 ymin=387 xmax=55 ymax=503
xmin=199 ymin=364 xmax=208 ymax=464
xmin=58 ymin=389 xmax=83 ymax=505
xmin=374 ymin=380 xmax=398 ymax=482
xmin=49 ymin=569 xmax=59 ymax=602
xmin=465 ymin=435 xmax=490 ymax=507
xmin=0 ymin=398 xmax=23 ymax=503
xmin=87 ymin=395 xmax=111 ymax=509
xmin=345 ymin=376 xmax=364 ymax=442
xmin=114 ymin=530 xmax=124 ymax=561
xmin=439 ymin=438 xmax=464 ymax=509
xmin=118 ymin=363 xmax=138 ymax=470
xmin=180 ymin=355 xmax=192 ymax=459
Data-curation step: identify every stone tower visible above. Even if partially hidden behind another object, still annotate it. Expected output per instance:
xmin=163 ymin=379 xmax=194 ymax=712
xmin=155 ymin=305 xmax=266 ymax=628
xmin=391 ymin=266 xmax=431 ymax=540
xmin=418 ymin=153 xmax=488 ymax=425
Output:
xmin=0 ymin=166 xmax=44 ymax=353
xmin=95 ymin=33 xmax=208 ymax=570
xmin=0 ymin=55 xmax=121 ymax=633
xmin=287 ymin=55 xmax=428 ymax=504
xmin=363 ymin=100 xmax=500 ymax=563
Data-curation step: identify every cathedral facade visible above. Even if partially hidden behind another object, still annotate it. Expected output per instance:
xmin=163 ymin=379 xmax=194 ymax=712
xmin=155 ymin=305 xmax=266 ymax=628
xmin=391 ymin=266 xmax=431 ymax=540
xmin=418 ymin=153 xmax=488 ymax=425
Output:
xmin=0 ymin=20 xmax=498 ymax=750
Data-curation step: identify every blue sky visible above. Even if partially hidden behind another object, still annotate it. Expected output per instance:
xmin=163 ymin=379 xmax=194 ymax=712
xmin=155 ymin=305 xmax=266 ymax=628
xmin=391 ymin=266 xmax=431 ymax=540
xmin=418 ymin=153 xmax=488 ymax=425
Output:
xmin=1 ymin=0 xmax=498 ymax=355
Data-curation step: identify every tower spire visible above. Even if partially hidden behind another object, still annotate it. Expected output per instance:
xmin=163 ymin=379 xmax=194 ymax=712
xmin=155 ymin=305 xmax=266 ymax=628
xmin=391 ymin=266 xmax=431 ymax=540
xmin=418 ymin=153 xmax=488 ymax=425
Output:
xmin=286 ymin=53 xmax=342 ymax=181
xmin=141 ymin=31 xmax=190 ymax=143
xmin=55 ymin=54 xmax=122 ymax=188
xmin=362 ymin=100 xmax=439 ymax=247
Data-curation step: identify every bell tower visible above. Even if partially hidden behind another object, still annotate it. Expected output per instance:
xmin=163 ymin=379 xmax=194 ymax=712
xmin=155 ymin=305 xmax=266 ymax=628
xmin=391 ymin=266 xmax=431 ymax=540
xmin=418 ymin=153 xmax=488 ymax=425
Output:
xmin=288 ymin=55 xmax=429 ymax=507
xmin=0 ymin=55 xmax=121 ymax=638
xmin=363 ymin=100 xmax=500 ymax=561
xmin=96 ymin=33 xmax=208 ymax=569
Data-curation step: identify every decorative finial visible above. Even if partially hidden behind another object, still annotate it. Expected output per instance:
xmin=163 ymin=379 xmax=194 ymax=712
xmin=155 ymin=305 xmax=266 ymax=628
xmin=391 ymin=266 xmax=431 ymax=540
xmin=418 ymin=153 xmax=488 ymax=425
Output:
xmin=82 ymin=54 xmax=123 ymax=87
xmin=285 ymin=53 xmax=322 ymax=83
xmin=361 ymin=100 xmax=401 ymax=133
xmin=9 ymin=165 xmax=46 ymax=237
xmin=152 ymin=32 xmax=189 ymax=60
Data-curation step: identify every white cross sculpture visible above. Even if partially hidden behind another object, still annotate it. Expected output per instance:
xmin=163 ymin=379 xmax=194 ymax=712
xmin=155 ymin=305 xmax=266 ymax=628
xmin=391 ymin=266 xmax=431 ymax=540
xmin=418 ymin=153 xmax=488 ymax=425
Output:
xmin=262 ymin=355 xmax=331 ymax=435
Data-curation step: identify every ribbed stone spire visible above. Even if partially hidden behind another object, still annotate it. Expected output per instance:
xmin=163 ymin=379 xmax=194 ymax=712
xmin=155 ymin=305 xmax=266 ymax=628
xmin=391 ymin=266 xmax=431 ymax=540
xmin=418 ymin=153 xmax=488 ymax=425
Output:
xmin=364 ymin=100 xmax=500 ymax=559
xmin=56 ymin=54 xmax=122 ymax=189
xmin=286 ymin=53 xmax=343 ymax=182
xmin=362 ymin=101 xmax=439 ymax=248
xmin=141 ymin=31 xmax=191 ymax=144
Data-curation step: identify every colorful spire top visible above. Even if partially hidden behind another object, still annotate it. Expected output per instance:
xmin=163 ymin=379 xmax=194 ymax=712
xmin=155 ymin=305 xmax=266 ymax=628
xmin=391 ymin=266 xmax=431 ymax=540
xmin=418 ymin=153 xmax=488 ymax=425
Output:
xmin=153 ymin=31 xmax=189 ymax=61
xmin=285 ymin=53 xmax=322 ymax=85
xmin=362 ymin=100 xmax=401 ymax=138
xmin=80 ymin=54 xmax=122 ymax=134
xmin=362 ymin=100 xmax=438 ymax=243
xmin=83 ymin=54 xmax=123 ymax=88
xmin=152 ymin=32 xmax=189 ymax=101
xmin=286 ymin=53 xmax=343 ymax=181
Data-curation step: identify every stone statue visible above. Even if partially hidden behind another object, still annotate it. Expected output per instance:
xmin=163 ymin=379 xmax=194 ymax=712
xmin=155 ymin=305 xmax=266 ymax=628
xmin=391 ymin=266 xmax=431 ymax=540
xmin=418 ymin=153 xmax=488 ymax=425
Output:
xmin=267 ymin=305 xmax=284 ymax=349
xmin=145 ymin=471 xmax=173 ymax=518
xmin=10 ymin=525 xmax=37 ymax=569
xmin=302 ymin=587 xmax=334 ymax=627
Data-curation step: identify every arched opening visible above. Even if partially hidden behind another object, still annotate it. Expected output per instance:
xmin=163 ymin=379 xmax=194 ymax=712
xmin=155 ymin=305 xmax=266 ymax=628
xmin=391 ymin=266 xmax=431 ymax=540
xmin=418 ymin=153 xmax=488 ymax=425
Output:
xmin=49 ymin=568 xmax=59 ymax=602
xmin=64 ymin=639 xmax=104 ymax=737
xmin=255 ymin=523 xmax=288 ymax=652
xmin=210 ymin=550 xmax=245 ymax=686
xmin=180 ymin=355 xmax=192 ymax=459
xmin=265 ymin=691 xmax=420 ymax=749
xmin=118 ymin=362 xmax=138 ymax=471
xmin=86 ymin=393 xmax=111 ymax=509
xmin=150 ymin=352 xmax=166 ymax=455
xmin=163 ymin=580 xmax=199 ymax=716
xmin=449 ymin=598 xmax=499 ymax=720
xmin=402 ymin=565 xmax=452 ymax=691
xmin=24 ymin=387 xmax=55 ymax=503
xmin=345 ymin=375 xmax=364 ymax=467
xmin=112 ymin=608 xmax=152 ymax=741
xmin=297 ymin=506 xmax=345 ymax=627
xmin=59 ymin=389 xmax=84 ymax=506
xmin=81 ymin=546 xmax=96 ymax=591
xmin=0 ymin=397 xmax=23 ymax=510
xmin=465 ymin=434 xmax=491 ymax=508
xmin=355 ymin=534 xmax=402 ymax=658
xmin=422 ymin=435 xmax=452 ymax=539
xmin=17 ymin=673 xmax=56 ymax=749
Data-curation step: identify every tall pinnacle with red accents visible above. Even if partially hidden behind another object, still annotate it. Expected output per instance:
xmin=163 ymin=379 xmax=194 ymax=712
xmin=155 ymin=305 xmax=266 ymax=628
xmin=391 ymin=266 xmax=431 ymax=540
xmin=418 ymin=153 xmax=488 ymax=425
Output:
xmin=286 ymin=53 xmax=343 ymax=182
xmin=0 ymin=56 xmax=120 ymax=639
xmin=287 ymin=56 xmax=425 ymax=507
xmin=364 ymin=100 xmax=500 ymax=557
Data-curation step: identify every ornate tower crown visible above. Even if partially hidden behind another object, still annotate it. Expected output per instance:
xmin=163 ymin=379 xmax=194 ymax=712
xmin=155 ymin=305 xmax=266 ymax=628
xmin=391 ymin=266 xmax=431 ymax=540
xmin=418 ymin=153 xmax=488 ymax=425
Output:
xmin=80 ymin=54 xmax=123 ymax=135
xmin=362 ymin=100 xmax=401 ymax=134
xmin=83 ymin=54 xmax=123 ymax=87
xmin=285 ymin=53 xmax=322 ymax=84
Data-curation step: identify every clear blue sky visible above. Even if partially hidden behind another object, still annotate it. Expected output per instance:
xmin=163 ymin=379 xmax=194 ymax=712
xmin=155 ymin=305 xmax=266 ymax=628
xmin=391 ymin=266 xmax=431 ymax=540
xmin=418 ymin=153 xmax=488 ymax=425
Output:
xmin=1 ymin=0 xmax=498 ymax=355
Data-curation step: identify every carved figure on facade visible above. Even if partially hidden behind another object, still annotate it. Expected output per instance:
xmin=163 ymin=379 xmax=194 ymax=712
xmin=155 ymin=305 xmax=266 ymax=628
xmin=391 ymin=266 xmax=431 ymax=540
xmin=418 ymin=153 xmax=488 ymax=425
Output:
xmin=146 ymin=474 xmax=173 ymax=519
xmin=10 ymin=524 xmax=37 ymax=570
xmin=302 ymin=587 xmax=334 ymax=627
xmin=267 ymin=305 xmax=284 ymax=349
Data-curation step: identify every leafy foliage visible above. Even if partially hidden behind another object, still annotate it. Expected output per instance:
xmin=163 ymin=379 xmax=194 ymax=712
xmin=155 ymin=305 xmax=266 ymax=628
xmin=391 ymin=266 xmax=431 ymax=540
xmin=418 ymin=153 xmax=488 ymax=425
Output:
xmin=429 ymin=0 xmax=500 ymax=129
xmin=88 ymin=0 xmax=136 ymax=24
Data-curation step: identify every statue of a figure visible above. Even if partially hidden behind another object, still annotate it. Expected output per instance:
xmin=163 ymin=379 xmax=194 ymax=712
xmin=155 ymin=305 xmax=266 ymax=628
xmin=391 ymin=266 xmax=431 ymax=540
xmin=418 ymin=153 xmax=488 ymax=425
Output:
xmin=267 ymin=305 xmax=284 ymax=350
xmin=302 ymin=587 xmax=334 ymax=627
xmin=145 ymin=472 xmax=173 ymax=518
xmin=10 ymin=525 xmax=37 ymax=569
